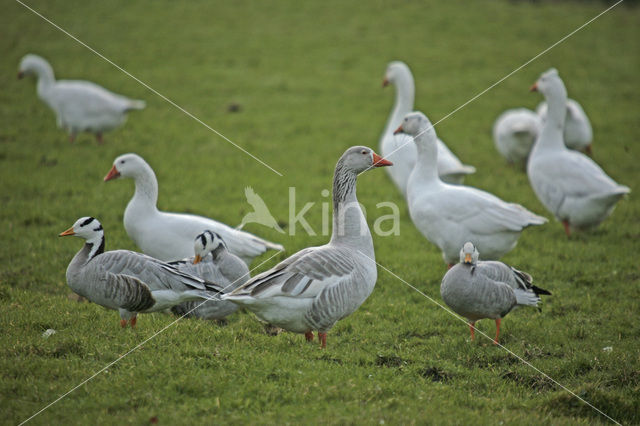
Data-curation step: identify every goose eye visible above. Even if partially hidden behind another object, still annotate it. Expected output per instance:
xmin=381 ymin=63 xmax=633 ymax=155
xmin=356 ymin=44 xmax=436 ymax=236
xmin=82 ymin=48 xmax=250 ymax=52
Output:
xmin=404 ymin=118 xmax=408 ymax=122
xmin=120 ymin=160 xmax=125 ymax=164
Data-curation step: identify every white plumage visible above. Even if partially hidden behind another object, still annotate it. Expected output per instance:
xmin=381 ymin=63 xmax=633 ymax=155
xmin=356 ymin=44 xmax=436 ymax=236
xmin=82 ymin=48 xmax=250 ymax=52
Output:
xmin=492 ymin=108 xmax=541 ymax=166
xmin=537 ymin=98 xmax=593 ymax=154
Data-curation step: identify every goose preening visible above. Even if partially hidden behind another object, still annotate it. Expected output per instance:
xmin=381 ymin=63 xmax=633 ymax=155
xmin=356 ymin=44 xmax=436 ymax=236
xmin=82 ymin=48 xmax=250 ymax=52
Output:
xmin=441 ymin=242 xmax=551 ymax=344
xmin=537 ymin=98 xmax=593 ymax=154
xmin=492 ymin=108 xmax=540 ymax=166
xmin=528 ymin=69 xmax=629 ymax=236
xmin=170 ymin=230 xmax=250 ymax=320
xmin=59 ymin=217 xmax=223 ymax=328
xmin=103 ymin=153 xmax=284 ymax=264
xmin=380 ymin=61 xmax=475 ymax=194
xmin=396 ymin=111 xmax=547 ymax=266
xmin=18 ymin=54 xmax=145 ymax=144
xmin=223 ymin=146 xmax=392 ymax=348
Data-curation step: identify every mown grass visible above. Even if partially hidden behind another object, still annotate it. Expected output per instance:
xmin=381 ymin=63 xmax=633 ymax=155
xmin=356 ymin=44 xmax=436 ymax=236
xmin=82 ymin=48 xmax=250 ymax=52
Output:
xmin=1 ymin=0 xmax=639 ymax=424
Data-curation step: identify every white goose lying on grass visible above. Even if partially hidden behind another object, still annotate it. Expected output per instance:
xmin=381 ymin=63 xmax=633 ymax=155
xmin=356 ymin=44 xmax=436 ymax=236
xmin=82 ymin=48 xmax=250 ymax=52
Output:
xmin=59 ymin=217 xmax=223 ymax=328
xmin=537 ymin=98 xmax=593 ymax=154
xmin=18 ymin=54 xmax=145 ymax=144
xmin=396 ymin=111 xmax=547 ymax=266
xmin=170 ymin=230 xmax=250 ymax=320
xmin=492 ymin=108 xmax=540 ymax=166
xmin=223 ymin=146 xmax=392 ymax=348
xmin=104 ymin=153 xmax=284 ymax=264
xmin=380 ymin=61 xmax=475 ymax=194
xmin=441 ymin=242 xmax=551 ymax=344
xmin=528 ymin=69 xmax=629 ymax=236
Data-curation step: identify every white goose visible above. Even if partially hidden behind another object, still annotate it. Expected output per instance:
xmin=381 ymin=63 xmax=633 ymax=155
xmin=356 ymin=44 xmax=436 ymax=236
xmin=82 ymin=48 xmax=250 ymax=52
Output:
xmin=103 ymin=153 xmax=284 ymax=264
xmin=441 ymin=242 xmax=550 ymax=344
xmin=59 ymin=217 xmax=223 ymax=328
xmin=492 ymin=108 xmax=540 ymax=166
xmin=528 ymin=69 xmax=629 ymax=236
xmin=224 ymin=146 xmax=392 ymax=348
xmin=537 ymin=98 xmax=593 ymax=154
xmin=380 ymin=61 xmax=475 ymax=194
xmin=18 ymin=54 xmax=145 ymax=144
xmin=397 ymin=111 xmax=547 ymax=266
xmin=170 ymin=230 xmax=250 ymax=320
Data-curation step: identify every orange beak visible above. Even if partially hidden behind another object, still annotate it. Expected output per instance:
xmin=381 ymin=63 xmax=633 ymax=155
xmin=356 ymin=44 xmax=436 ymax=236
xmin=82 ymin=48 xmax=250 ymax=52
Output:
xmin=529 ymin=82 xmax=538 ymax=92
xmin=59 ymin=227 xmax=75 ymax=237
xmin=372 ymin=152 xmax=393 ymax=167
xmin=464 ymin=253 xmax=472 ymax=263
xmin=393 ymin=125 xmax=404 ymax=135
xmin=382 ymin=78 xmax=390 ymax=88
xmin=17 ymin=71 xmax=24 ymax=79
xmin=193 ymin=255 xmax=202 ymax=265
xmin=103 ymin=165 xmax=120 ymax=181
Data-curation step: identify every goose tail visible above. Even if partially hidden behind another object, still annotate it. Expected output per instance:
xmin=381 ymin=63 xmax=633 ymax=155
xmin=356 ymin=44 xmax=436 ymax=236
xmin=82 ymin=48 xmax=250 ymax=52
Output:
xmin=125 ymin=99 xmax=146 ymax=111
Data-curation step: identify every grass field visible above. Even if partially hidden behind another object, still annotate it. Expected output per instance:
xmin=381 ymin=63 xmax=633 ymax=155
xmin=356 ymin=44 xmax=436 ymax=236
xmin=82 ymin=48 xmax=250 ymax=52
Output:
xmin=1 ymin=0 xmax=639 ymax=424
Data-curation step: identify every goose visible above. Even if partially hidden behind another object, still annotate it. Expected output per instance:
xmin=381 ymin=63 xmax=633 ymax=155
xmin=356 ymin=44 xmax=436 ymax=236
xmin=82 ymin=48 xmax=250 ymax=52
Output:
xmin=528 ymin=68 xmax=629 ymax=236
xmin=380 ymin=61 xmax=475 ymax=194
xmin=396 ymin=111 xmax=547 ymax=266
xmin=59 ymin=217 xmax=224 ymax=328
xmin=170 ymin=230 xmax=250 ymax=320
xmin=103 ymin=153 xmax=284 ymax=264
xmin=18 ymin=54 xmax=145 ymax=144
xmin=537 ymin=98 xmax=593 ymax=154
xmin=492 ymin=108 xmax=541 ymax=166
xmin=441 ymin=242 xmax=551 ymax=344
xmin=223 ymin=146 xmax=392 ymax=348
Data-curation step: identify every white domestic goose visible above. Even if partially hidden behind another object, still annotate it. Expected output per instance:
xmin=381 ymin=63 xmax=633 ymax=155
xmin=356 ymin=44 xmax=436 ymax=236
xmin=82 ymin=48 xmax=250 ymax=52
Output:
xmin=397 ymin=111 xmax=547 ymax=266
xmin=380 ymin=61 xmax=475 ymax=194
xmin=441 ymin=242 xmax=550 ymax=344
xmin=170 ymin=230 xmax=250 ymax=320
xmin=223 ymin=146 xmax=392 ymax=348
xmin=18 ymin=54 xmax=145 ymax=143
xmin=528 ymin=68 xmax=629 ymax=236
xmin=104 ymin=153 xmax=284 ymax=264
xmin=59 ymin=217 xmax=223 ymax=328
xmin=537 ymin=98 xmax=593 ymax=154
xmin=492 ymin=108 xmax=540 ymax=166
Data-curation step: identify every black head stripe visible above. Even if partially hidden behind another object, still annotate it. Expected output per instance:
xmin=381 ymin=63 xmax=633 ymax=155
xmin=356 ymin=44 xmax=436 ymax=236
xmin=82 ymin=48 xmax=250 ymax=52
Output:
xmin=199 ymin=233 xmax=207 ymax=248
xmin=80 ymin=217 xmax=95 ymax=227
xmin=93 ymin=224 xmax=103 ymax=232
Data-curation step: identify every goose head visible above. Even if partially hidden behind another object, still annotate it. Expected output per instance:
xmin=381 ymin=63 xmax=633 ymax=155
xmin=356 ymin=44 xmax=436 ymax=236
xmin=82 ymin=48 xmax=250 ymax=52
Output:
xmin=459 ymin=242 xmax=479 ymax=265
xmin=104 ymin=153 xmax=148 ymax=181
xmin=193 ymin=230 xmax=227 ymax=264
xmin=393 ymin=111 xmax=433 ymax=138
xmin=17 ymin=54 xmax=53 ymax=80
xmin=341 ymin=146 xmax=392 ymax=174
xmin=382 ymin=61 xmax=411 ymax=87
xmin=530 ymin=68 xmax=567 ymax=101
xmin=59 ymin=216 xmax=104 ymax=242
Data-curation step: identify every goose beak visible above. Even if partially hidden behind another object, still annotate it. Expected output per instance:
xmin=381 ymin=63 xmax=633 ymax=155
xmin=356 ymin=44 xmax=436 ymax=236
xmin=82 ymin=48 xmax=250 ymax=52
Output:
xmin=529 ymin=83 xmax=538 ymax=92
xmin=382 ymin=78 xmax=390 ymax=88
xmin=393 ymin=125 xmax=405 ymax=135
xmin=464 ymin=253 xmax=472 ymax=263
xmin=372 ymin=152 xmax=393 ymax=167
xmin=103 ymin=165 xmax=121 ymax=181
xmin=193 ymin=255 xmax=202 ymax=265
xmin=59 ymin=227 xmax=75 ymax=237
xmin=17 ymin=71 xmax=24 ymax=79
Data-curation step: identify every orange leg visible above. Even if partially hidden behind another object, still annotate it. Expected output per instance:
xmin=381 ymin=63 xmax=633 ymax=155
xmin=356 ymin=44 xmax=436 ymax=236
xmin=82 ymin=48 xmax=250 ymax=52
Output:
xmin=493 ymin=318 xmax=501 ymax=345
xmin=585 ymin=144 xmax=592 ymax=156
xmin=305 ymin=331 xmax=314 ymax=342
xmin=318 ymin=332 xmax=327 ymax=349
xmin=562 ymin=220 xmax=571 ymax=237
xmin=130 ymin=316 xmax=137 ymax=328
xmin=120 ymin=319 xmax=128 ymax=328
xmin=469 ymin=322 xmax=476 ymax=341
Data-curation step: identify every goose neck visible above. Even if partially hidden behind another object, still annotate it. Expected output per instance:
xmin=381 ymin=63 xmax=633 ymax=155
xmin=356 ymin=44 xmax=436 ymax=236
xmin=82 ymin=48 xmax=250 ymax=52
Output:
xmin=412 ymin=130 xmax=440 ymax=182
xmin=385 ymin=72 xmax=415 ymax=136
xmin=131 ymin=166 xmax=159 ymax=208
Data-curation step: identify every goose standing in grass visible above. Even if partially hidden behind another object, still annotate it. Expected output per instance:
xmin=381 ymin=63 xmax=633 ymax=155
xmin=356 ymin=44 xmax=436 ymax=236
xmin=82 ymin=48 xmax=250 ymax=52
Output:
xmin=59 ymin=217 xmax=223 ymax=328
xmin=537 ymin=98 xmax=593 ymax=154
xmin=223 ymin=146 xmax=392 ymax=348
xmin=103 ymin=153 xmax=284 ymax=264
xmin=170 ymin=231 xmax=250 ymax=320
xmin=492 ymin=108 xmax=540 ymax=166
xmin=528 ymin=69 xmax=629 ymax=236
xmin=441 ymin=242 xmax=551 ymax=344
xmin=18 ymin=54 xmax=145 ymax=144
xmin=396 ymin=111 xmax=547 ymax=266
xmin=380 ymin=61 xmax=475 ymax=194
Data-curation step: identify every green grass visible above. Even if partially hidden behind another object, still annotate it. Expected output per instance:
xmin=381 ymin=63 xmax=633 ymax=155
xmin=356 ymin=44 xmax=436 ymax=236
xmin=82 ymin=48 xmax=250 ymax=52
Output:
xmin=1 ymin=0 xmax=639 ymax=424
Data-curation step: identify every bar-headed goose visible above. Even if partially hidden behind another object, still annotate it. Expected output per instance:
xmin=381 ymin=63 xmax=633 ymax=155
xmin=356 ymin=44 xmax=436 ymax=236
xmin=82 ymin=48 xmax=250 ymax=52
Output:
xmin=381 ymin=61 xmax=475 ymax=194
xmin=441 ymin=242 xmax=551 ymax=344
xmin=528 ymin=69 xmax=629 ymax=236
xmin=170 ymin=231 xmax=250 ymax=320
xmin=396 ymin=111 xmax=547 ymax=266
xmin=224 ymin=146 xmax=392 ymax=348
xmin=59 ymin=217 xmax=223 ymax=327
xmin=492 ymin=108 xmax=540 ymax=166
xmin=104 ymin=153 xmax=284 ymax=264
xmin=18 ymin=54 xmax=145 ymax=144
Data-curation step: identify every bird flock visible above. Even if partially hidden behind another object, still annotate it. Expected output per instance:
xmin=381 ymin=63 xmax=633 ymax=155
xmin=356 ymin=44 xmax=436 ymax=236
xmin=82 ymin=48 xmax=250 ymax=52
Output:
xmin=20 ymin=54 xmax=629 ymax=347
